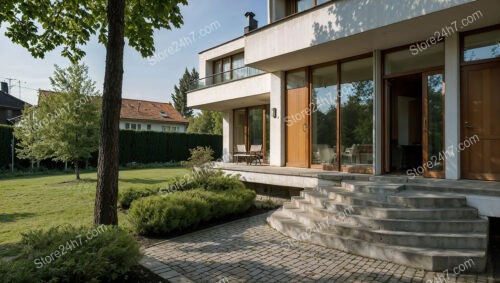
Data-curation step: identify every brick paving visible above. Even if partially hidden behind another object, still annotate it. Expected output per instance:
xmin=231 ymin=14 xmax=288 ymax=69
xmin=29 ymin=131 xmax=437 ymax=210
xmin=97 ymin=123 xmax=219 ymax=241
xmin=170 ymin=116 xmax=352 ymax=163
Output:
xmin=144 ymin=212 xmax=493 ymax=283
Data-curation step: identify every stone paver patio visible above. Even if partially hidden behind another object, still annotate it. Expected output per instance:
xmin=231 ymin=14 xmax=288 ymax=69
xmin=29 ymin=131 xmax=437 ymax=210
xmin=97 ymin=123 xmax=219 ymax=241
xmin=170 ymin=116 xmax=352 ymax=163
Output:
xmin=143 ymin=212 xmax=493 ymax=283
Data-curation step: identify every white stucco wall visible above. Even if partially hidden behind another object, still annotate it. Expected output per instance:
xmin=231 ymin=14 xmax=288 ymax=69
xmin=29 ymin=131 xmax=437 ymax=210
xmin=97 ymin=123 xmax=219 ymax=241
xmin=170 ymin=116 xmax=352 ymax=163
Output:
xmin=247 ymin=0 xmax=475 ymax=65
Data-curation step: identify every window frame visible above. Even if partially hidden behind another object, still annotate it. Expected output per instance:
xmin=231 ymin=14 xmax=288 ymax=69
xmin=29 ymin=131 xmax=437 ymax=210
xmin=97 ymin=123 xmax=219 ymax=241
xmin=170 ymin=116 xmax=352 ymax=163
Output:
xmin=212 ymin=52 xmax=245 ymax=82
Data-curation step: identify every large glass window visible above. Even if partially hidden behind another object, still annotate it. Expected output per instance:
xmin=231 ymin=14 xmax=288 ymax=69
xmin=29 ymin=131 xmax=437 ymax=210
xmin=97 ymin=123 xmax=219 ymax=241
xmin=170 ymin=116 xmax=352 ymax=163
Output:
xmin=340 ymin=57 xmax=374 ymax=168
xmin=297 ymin=0 xmax=314 ymax=13
xmin=384 ymin=43 xmax=444 ymax=75
xmin=463 ymin=28 xmax=500 ymax=62
xmin=286 ymin=70 xmax=306 ymax=89
xmin=233 ymin=106 xmax=270 ymax=163
xmin=231 ymin=53 xmax=245 ymax=79
xmin=234 ymin=109 xmax=246 ymax=149
xmin=311 ymin=65 xmax=337 ymax=166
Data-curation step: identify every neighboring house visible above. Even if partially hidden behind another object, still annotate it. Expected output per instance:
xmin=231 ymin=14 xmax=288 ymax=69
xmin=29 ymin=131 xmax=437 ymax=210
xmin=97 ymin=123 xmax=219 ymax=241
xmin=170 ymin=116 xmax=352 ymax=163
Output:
xmin=0 ymin=82 xmax=28 ymax=125
xmin=120 ymin=99 xmax=188 ymax=132
xmin=187 ymin=0 xmax=500 ymax=273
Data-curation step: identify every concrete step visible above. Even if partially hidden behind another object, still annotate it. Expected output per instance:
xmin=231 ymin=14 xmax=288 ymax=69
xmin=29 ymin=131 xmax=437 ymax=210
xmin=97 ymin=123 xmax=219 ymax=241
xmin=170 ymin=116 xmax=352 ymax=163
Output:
xmin=341 ymin=181 xmax=404 ymax=194
xmin=292 ymin=197 xmax=479 ymax=220
xmin=316 ymin=187 xmax=392 ymax=203
xmin=303 ymin=189 xmax=393 ymax=208
xmin=283 ymin=202 xmax=488 ymax=233
xmin=280 ymin=207 xmax=487 ymax=249
xmin=268 ymin=210 xmax=486 ymax=272
xmin=387 ymin=192 xmax=467 ymax=208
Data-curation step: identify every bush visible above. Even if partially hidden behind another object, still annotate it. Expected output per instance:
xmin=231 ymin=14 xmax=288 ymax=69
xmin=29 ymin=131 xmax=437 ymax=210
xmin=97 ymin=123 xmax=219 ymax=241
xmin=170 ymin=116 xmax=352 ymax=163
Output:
xmin=181 ymin=146 xmax=214 ymax=168
xmin=0 ymin=225 xmax=141 ymax=283
xmin=129 ymin=187 xmax=256 ymax=236
xmin=118 ymin=186 xmax=160 ymax=209
xmin=197 ymin=170 xmax=245 ymax=191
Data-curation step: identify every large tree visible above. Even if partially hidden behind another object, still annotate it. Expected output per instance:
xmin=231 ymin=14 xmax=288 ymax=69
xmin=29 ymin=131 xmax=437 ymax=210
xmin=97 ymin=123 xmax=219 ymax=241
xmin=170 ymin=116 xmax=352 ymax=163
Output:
xmin=14 ymin=63 xmax=101 ymax=179
xmin=171 ymin=67 xmax=198 ymax=118
xmin=1 ymin=0 xmax=188 ymax=225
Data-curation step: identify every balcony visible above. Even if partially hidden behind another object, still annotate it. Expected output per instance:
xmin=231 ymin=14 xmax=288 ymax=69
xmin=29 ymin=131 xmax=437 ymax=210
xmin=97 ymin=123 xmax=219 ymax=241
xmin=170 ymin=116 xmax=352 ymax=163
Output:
xmin=191 ymin=66 xmax=265 ymax=91
xmin=187 ymin=67 xmax=270 ymax=111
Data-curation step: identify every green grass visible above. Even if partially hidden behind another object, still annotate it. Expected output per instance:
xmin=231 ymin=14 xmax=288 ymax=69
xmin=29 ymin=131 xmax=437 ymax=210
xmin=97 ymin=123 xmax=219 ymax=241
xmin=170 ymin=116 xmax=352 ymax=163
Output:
xmin=0 ymin=167 xmax=188 ymax=256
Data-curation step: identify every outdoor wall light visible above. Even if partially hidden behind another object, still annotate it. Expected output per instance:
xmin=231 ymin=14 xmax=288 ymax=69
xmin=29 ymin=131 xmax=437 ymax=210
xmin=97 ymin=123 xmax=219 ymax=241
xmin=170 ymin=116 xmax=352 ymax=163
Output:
xmin=272 ymin=107 xmax=277 ymax=118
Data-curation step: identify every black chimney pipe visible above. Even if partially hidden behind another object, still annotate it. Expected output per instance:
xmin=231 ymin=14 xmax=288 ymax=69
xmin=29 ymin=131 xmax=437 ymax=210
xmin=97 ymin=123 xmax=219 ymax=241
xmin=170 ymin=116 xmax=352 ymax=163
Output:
xmin=1 ymin=82 xmax=8 ymax=94
xmin=244 ymin=12 xmax=258 ymax=34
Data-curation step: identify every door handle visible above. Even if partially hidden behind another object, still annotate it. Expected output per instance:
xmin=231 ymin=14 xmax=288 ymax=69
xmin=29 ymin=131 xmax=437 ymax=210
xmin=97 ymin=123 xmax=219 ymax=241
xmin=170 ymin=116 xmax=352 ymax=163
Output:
xmin=303 ymin=124 xmax=308 ymax=132
xmin=465 ymin=122 xmax=473 ymax=128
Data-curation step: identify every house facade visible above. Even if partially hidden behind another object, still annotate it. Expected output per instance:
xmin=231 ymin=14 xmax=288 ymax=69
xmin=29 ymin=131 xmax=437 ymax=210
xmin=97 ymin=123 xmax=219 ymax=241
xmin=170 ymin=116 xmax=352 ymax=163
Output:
xmin=120 ymin=99 xmax=188 ymax=132
xmin=0 ymin=82 xmax=27 ymax=125
xmin=188 ymin=0 xmax=500 ymax=182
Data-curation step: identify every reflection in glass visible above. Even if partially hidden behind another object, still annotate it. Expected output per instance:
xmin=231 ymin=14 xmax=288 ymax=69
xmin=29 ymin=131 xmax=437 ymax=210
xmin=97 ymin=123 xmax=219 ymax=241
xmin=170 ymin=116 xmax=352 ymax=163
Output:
xmin=213 ymin=60 xmax=222 ymax=84
xmin=297 ymin=0 xmax=314 ymax=12
xmin=234 ymin=109 xmax=246 ymax=149
xmin=223 ymin=58 xmax=231 ymax=81
xmin=311 ymin=65 xmax=337 ymax=166
xmin=287 ymin=70 xmax=306 ymax=89
xmin=265 ymin=105 xmax=270 ymax=161
xmin=426 ymin=74 xmax=444 ymax=172
xmin=384 ymin=43 xmax=444 ymax=75
xmin=232 ymin=53 xmax=245 ymax=79
xmin=340 ymin=57 xmax=374 ymax=169
xmin=464 ymin=29 xmax=500 ymax=62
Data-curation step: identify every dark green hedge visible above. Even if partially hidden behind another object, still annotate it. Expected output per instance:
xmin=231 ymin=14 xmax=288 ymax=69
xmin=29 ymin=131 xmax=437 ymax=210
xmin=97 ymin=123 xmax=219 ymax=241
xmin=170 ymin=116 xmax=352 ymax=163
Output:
xmin=119 ymin=130 xmax=222 ymax=165
xmin=0 ymin=125 xmax=14 ymax=170
xmin=0 ymin=126 xmax=222 ymax=169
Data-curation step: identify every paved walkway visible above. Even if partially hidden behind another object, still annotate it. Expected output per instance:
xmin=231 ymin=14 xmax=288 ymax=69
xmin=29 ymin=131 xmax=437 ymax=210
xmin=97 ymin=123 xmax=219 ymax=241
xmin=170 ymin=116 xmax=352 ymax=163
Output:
xmin=143 ymin=212 xmax=493 ymax=283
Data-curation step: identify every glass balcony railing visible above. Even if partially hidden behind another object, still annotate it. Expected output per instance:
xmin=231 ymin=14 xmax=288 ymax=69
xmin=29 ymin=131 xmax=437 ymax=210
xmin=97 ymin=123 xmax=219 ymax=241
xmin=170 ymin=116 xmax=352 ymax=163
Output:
xmin=190 ymin=66 xmax=265 ymax=91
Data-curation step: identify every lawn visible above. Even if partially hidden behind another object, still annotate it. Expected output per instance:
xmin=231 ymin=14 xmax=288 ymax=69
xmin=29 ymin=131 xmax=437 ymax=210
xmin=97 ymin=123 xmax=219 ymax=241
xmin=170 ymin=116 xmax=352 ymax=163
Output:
xmin=0 ymin=167 xmax=188 ymax=256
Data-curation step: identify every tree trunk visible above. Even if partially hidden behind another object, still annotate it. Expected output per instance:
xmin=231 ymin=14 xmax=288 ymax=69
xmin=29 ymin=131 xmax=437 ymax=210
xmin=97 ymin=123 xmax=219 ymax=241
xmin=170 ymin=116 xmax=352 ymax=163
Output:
xmin=94 ymin=0 xmax=125 ymax=226
xmin=75 ymin=161 xmax=80 ymax=180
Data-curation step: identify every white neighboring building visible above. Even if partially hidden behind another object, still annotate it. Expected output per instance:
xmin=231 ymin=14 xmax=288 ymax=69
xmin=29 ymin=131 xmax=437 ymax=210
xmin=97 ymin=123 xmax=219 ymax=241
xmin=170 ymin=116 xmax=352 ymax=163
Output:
xmin=119 ymin=98 xmax=188 ymax=132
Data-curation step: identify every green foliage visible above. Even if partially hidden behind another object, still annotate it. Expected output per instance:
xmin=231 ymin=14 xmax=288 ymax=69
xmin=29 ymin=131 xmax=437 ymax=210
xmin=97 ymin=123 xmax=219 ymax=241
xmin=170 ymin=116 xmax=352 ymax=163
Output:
xmin=118 ymin=186 xmax=160 ymax=209
xmin=119 ymin=130 xmax=222 ymax=164
xmin=187 ymin=110 xmax=223 ymax=135
xmin=0 ymin=225 xmax=141 ymax=283
xmin=195 ymin=170 xmax=245 ymax=192
xmin=13 ymin=63 xmax=101 ymax=179
xmin=182 ymin=146 xmax=214 ymax=168
xmin=0 ymin=0 xmax=188 ymax=63
xmin=129 ymin=187 xmax=256 ymax=236
xmin=171 ymin=68 xmax=198 ymax=118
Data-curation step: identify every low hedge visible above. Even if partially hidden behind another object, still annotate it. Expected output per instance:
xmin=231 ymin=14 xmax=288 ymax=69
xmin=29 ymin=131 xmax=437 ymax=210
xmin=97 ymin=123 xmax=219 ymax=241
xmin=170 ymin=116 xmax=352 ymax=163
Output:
xmin=0 ymin=225 xmax=141 ymax=283
xmin=118 ymin=186 xmax=160 ymax=209
xmin=129 ymin=187 xmax=256 ymax=236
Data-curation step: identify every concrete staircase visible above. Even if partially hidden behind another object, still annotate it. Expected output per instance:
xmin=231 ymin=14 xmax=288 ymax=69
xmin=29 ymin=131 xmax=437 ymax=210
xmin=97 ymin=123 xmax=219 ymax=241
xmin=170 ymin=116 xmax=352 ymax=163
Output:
xmin=267 ymin=181 xmax=488 ymax=272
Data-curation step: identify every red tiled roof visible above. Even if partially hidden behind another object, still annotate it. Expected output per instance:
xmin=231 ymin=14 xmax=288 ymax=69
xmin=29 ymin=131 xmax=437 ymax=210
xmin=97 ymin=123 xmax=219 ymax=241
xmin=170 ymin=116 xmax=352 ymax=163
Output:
xmin=120 ymin=98 xmax=188 ymax=124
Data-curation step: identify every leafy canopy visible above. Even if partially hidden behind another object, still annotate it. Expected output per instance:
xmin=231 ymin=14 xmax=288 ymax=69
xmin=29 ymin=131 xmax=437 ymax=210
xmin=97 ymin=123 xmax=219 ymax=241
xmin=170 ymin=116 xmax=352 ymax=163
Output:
xmin=0 ymin=0 xmax=187 ymax=62
xmin=14 ymin=63 xmax=101 ymax=177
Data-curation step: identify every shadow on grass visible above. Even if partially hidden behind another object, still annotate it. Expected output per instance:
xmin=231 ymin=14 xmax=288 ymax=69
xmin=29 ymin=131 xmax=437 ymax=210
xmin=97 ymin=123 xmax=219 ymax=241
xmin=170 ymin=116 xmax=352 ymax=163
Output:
xmin=0 ymin=242 xmax=22 ymax=259
xmin=119 ymin=178 xmax=164 ymax=185
xmin=0 ymin=212 xmax=36 ymax=223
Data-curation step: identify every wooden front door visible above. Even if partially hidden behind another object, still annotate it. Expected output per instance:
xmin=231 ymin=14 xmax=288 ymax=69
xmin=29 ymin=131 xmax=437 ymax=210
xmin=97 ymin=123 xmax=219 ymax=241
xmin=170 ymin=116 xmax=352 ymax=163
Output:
xmin=286 ymin=87 xmax=310 ymax=167
xmin=461 ymin=62 xmax=500 ymax=181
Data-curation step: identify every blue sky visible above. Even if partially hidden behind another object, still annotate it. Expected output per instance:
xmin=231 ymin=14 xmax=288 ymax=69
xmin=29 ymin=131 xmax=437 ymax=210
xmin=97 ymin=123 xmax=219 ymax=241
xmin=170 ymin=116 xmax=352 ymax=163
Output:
xmin=0 ymin=0 xmax=267 ymax=105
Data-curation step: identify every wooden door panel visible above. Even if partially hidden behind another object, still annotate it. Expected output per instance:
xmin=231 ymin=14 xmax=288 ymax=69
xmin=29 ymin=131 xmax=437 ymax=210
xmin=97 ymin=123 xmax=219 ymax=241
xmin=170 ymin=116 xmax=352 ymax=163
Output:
xmin=286 ymin=87 xmax=309 ymax=167
xmin=462 ymin=62 xmax=500 ymax=181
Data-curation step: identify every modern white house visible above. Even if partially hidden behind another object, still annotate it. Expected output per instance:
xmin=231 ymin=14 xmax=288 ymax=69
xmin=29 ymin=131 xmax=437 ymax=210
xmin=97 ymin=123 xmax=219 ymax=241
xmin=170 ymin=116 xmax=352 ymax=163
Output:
xmin=188 ymin=0 xmax=500 ymax=273
xmin=119 ymin=98 xmax=188 ymax=132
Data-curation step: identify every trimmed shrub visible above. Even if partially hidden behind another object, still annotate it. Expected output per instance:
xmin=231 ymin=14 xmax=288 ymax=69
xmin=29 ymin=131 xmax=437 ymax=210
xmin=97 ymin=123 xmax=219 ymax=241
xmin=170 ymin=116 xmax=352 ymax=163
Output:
xmin=0 ymin=225 xmax=141 ymax=283
xmin=129 ymin=188 xmax=256 ymax=236
xmin=181 ymin=146 xmax=214 ymax=168
xmin=118 ymin=186 xmax=160 ymax=209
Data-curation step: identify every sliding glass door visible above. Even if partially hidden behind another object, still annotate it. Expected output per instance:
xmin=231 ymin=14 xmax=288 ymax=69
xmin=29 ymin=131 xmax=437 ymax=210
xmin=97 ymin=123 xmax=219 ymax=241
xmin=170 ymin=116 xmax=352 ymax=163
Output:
xmin=233 ymin=106 xmax=270 ymax=163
